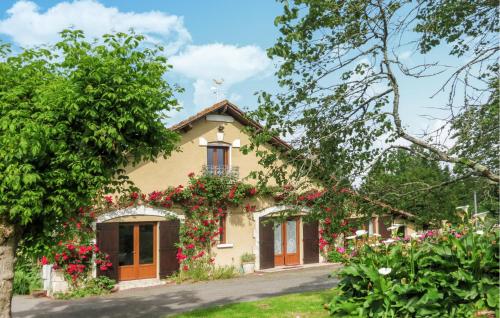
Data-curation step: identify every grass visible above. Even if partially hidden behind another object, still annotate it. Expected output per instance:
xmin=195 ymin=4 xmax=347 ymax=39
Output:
xmin=171 ymin=289 xmax=334 ymax=318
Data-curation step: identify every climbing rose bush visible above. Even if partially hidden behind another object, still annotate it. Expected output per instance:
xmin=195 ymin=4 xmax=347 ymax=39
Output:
xmin=94 ymin=174 xmax=383 ymax=274
xmin=50 ymin=243 xmax=111 ymax=286
xmin=40 ymin=207 xmax=112 ymax=288
xmin=327 ymin=223 xmax=500 ymax=317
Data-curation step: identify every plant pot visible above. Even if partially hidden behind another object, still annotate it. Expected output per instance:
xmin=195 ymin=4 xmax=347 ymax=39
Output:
xmin=242 ymin=262 xmax=255 ymax=274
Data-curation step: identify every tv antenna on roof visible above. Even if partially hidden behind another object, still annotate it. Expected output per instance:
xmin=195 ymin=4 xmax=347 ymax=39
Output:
xmin=210 ymin=78 xmax=224 ymax=100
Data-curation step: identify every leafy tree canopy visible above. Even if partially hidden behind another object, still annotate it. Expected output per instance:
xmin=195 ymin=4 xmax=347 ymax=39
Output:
xmin=361 ymin=148 xmax=498 ymax=226
xmin=247 ymin=0 xmax=499 ymax=192
xmin=0 ymin=29 xmax=181 ymax=316
xmin=0 ymin=29 xmax=181 ymax=227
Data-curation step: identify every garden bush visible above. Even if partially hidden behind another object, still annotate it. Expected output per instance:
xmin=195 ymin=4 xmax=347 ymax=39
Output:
xmin=328 ymin=224 xmax=499 ymax=317
xmin=13 ymin=264 xmax=42 ymax=295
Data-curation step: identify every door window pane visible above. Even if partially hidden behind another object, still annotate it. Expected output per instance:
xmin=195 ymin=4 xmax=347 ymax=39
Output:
xmin=274 ymin=223 xmax=282 ymax=255
xmin=139 ymin=224 xmax=154 ymax=264
xmin=286 ymin=220 xmax=297 ymax=254
xmin=119 ymin=224 xmax=134 ymax=266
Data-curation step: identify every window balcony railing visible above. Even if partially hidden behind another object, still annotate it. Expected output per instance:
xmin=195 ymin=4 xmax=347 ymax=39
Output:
xmin=201 ymin=165 xmax=239 ymax=179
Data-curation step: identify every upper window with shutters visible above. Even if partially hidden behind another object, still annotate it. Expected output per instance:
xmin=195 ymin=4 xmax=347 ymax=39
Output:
xmin=203 ymin=143 xmax=238 ymax=178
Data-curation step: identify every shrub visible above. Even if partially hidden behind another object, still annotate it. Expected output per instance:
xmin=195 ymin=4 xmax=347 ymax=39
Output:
xmin=241 ymin=253 xmax=256 ymax=263
xmin=212 ymin=266 xmax=239 ymax=280
xmin=46 ymin=243 xmax=111 ymax=288
xmin=13 ymin=265 xmax=42 ymax=295
xmin=54 ymin=276 xmax=116 ymax=300
xmin=327 ymin=248 xmax=346 ymax=263
xmin=172 ymin=261 xmax=239 ymax=283
xmin=327 ymin=225 xmax=499 ymax=317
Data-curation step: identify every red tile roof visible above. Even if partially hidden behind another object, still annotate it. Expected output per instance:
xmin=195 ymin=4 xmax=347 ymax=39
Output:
xmin=170 ymin=100 xmax=291 ymax=150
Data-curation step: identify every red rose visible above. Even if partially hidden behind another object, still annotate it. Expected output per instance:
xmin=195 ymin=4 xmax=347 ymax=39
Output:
xmin=130 ymin=192 xmax=139 ymax=200
xmin=104 ymin=195 xmax=113 ymax=204
xmin=40 ymin=256 xmax=48 ymax=265
xmin=183 ymin=265 xmax=189 ymax=271
xmin=248 ymin=188 xmax=257 ymax=196
xmin=100 ymin=265 xmax=108 ymax=271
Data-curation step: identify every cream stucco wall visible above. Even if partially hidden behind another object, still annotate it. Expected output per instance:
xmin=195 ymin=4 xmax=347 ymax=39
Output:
xmin=125 ymin=118 xmax=283 ymax=193
xmin=120 ymin=116 xmax=297 ymax=269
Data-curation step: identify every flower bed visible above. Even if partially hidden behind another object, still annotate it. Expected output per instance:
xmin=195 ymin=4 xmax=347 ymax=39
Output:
xmin=327 ymin=223 xmax=499 ymax=317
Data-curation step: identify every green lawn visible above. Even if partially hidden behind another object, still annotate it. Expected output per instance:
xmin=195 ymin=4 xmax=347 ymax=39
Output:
xmin=171 ymin=289 xmax=334 ymax=318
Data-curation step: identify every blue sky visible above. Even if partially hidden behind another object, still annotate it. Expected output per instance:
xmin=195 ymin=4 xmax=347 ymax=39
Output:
xmin=0 ymin=0 xmax=462 ymax=140
xmin=0 ymin=0 xmax=285 ymax=125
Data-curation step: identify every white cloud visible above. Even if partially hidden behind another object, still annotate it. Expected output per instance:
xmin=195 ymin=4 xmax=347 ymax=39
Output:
xmin=170 ymin=43 xmax=270 ymax=107
xmin=398 ymin=50 xmax=412 ymax=61
xmin=0 ymin=0 xmax=191 ymax=53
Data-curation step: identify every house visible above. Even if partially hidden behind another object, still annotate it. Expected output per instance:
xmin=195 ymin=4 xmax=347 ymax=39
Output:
xmin=93 ymin=100 xmax=418 ymax=283
xmin=94 ymin=100 xmax=323 ymax=283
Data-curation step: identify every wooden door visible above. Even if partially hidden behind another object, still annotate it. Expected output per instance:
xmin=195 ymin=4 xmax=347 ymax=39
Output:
xmin=96 ymin=223 xmax=119 ymax=280
xmin=274 ymin=218 xmax=300 ymax=266
xmin=118 ymin=223 xmax=157 ymax=281
xmin=259 ymin=219 xmax=275 ymax=269
xmin=303 ymin=220 xmax=319 ymax=264
xmin=159 ymin=220 xmax=180 ymax=277
xmin=378 ymin=216 xmax=392 ymax=239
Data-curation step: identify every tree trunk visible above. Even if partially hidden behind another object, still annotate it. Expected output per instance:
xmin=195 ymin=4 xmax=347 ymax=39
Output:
xmin=0 ymin=218 xmax=21 ymax=318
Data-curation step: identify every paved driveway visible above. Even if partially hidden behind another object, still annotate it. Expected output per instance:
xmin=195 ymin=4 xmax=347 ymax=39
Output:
xmin=13 ymin=264 xmax=340 ymax=318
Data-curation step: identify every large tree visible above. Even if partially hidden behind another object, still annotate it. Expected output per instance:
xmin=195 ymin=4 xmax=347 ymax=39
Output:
xmin=247 ymin=0 xmax=499 ymax=190
xmin=0 ymin=30 xmax=181 ymax=317
xmin=361 ymin=148 xmax=498 ymax=227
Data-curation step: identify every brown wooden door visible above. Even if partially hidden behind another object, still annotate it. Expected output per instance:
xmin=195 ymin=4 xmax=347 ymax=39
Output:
xmin=96 ymin=223 xmax=119 ymax=280
xmin=274 ymin=218 xmax=300 ymax=266
xmin=159 ymin=220 xmax=180 ymax=277
xmin=259 ymin=218 xmax=274 ymax=269
xmin=303 ymin=220 xmax=319 ymax=264
xmin=378 ymin=216 xmax=392 ymax=239
xmin=118 ymin=223 xmax=157 ymax=281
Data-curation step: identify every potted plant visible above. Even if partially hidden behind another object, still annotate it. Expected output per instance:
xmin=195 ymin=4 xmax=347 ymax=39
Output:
xmin=240 ymin=253 xmax=256 ymax=274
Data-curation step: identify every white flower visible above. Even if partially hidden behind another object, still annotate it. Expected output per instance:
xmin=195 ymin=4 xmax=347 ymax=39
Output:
xmin=372 ymin=233 xmax=381 ymax=237
xmin=475 ymin=230 xmax=484 ymax=235
xmin=387 ymin=224 xmax=402 ymax=230
xmin=472 ymin=212 xmax=488 ymax=220
xmin=355 ymin=230 xmax=368 ymax=237
xmin=410 ymin=233 xmax=421 ymax=239
xmin=370 ymin=243 xmax=381 ymax=247
xmin=382 ymin=239 xmax=395 ymax=245
xmin=346 ymin=235 xmax=356 ymax=240
xmin=378 ymin=267 xmax=392 ymax=276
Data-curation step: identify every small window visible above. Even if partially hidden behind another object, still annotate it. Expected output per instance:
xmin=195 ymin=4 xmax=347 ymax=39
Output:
xmin=219 ymin=214 xmax=227 ymax=244
xmin=207 ymin=145 xmax=229 ymax=175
